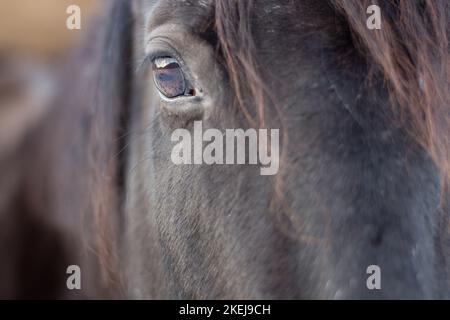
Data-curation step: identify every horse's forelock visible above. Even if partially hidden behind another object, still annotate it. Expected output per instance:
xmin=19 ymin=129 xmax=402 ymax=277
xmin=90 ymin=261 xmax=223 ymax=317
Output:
xmin=332 ymin=0 xmax=450 ymax=193
xmin=215 ymin=0 xmax=450 ymax=189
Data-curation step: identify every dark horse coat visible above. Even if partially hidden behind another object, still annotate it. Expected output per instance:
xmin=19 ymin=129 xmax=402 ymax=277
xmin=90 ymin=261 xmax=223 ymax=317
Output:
xmin=0 ymin=0 xmax=449 ymax=299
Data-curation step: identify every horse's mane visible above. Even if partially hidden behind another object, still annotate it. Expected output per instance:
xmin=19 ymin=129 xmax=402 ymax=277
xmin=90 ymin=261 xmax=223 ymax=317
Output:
xmin=334 ymin=0 xmax=450 ymax=192
xmin=216 ymin=0 xmax=450 ymax=188
xmin=15 ymin=0 xmax=133 ymax=297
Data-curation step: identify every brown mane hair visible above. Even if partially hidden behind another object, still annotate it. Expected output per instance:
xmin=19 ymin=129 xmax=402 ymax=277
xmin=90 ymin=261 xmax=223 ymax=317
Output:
xmin=333 ymin=0 xmax=450 ymax=194
xmin=215 ymin=0 xmax=450 ymax=190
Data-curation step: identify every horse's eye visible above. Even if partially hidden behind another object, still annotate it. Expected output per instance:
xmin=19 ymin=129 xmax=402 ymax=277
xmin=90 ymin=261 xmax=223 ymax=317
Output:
xmin=152 ymin=57 xmax=192 ymax=99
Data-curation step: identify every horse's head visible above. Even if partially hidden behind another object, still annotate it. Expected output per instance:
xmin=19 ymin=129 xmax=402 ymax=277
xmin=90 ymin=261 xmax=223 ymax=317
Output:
xmin=40 ymin=0 xmax=448 ymax=299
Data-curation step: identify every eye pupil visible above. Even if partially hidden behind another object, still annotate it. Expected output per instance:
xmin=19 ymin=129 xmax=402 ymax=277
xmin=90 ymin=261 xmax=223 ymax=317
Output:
xmin=152 ymin=57 xmax=189 ymax=99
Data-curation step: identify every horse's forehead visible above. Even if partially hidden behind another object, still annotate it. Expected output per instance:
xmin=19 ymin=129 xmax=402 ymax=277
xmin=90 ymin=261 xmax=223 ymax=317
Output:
xmin=138 ymin=0 xmax=215 ymax=31
xmin=137 ymin=0 xmax=332 ymax=35
xmin=138 ymin=0 xmax=306 ymax=31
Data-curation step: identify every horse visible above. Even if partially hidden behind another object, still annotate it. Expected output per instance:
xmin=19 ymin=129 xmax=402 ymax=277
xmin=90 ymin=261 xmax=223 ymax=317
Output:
xmin=2 ymin=0 xmax=449 ymax=299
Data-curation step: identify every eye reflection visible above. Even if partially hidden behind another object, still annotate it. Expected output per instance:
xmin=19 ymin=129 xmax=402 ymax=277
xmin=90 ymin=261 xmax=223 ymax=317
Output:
xmin=152 ymin=57 xmax=191 ymax=99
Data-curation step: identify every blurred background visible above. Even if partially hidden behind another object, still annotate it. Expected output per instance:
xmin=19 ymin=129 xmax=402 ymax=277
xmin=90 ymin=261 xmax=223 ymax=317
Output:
xmin=0 ymin=0 xmax=100 ymax=156
xmin=0 ymin=0 xmax=99 ymax=59
xmin=0 ymin=0 xmax=103 ymax=299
